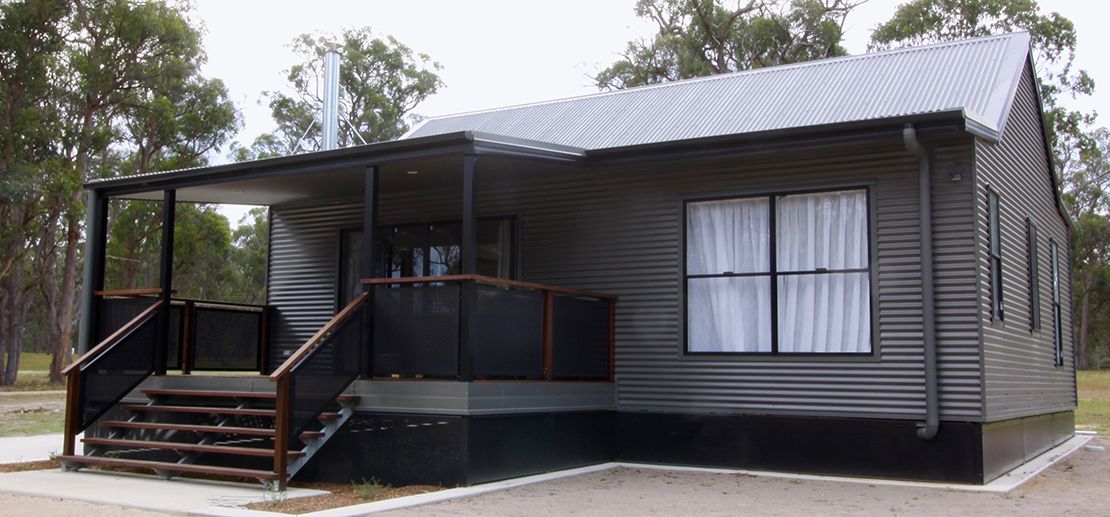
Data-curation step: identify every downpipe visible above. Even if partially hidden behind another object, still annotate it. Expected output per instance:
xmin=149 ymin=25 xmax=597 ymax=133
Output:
xmin=904 ymin=124 xmax=939 ymax=440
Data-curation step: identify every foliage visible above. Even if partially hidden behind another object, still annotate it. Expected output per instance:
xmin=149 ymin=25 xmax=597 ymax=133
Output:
xmin=0 ymin=0 xmax=242 ymax=384
xmin=238 ymin=27 xmax=442 ymax=158
xmin=595 ymin=0 xmax=860 ymax=90
xmin=352 ymin=478 xmax=389 ymax=500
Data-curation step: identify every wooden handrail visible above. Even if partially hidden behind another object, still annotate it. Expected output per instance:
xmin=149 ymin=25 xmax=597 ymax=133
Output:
xmin=62 ymin=300 xmax=165 ymax=375
xmin=172 ymin=297 xmax=270 ymax=312
xmin=268 ymin=292 xmax=369 ymax=381
xmin=94 ymin=288 xmax=171 ymax=297
xmin=361 ymin=274 xmax=618 ymax=301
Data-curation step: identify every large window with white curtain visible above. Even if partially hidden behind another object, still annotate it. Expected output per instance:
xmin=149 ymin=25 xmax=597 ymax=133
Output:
xmin=685 ymin=189 xmax=872 ymax=354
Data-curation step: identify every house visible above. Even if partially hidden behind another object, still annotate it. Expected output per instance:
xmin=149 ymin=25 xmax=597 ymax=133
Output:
xmin=59 ymin=31 xmax=1076 ymax=488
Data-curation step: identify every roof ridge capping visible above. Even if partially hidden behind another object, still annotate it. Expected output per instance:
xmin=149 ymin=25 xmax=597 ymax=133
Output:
xmin=416 ymin=31 xmax=1032 ymax=124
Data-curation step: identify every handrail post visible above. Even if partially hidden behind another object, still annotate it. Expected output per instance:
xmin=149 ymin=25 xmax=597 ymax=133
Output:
xmin=258 ymin=306 xmax=270 ymax=375
xmin=181 ymin=300 xmax=194 ymax=375
xmin=62 ymin=369 xmax=80 ymax=457
xmin=274 ymin=375 xmax=290 ymax=491
xmin=543 ymin=290 xmax=554 ymax=381
xmin=458 ymin=279 xmax=474 ymax=381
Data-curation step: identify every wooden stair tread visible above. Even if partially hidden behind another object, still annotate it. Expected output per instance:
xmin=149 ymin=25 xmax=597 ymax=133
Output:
xmin=102 ymin=421 xmax=275 ymax=437
xmin=317 ymin=412 xmax=340 ymax=421
xmin=300 ymin=430 xmax=324 ymax=439
xmin=336 ymin=394 xmax=360 ymax=403
xmin=82 ymin=437 xmax=303 ymax=458
xmin=142 ymin=389 xmax=275 ymax=399
xmin=57 ymin=454 xmax=280 ymax=480
xmin=120 ymin=404 xmax=275 ymax=417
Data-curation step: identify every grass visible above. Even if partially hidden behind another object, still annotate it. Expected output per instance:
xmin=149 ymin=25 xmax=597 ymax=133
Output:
xmin=351 ymin=478 xmax=389 ymax=500
xmin=0 ymin=409 xmax=64 ymax=437
xmin=1076 ymin=370 xmax=1110 ymax=435
xmin=18 ymin=352 xmax=53 ymax=371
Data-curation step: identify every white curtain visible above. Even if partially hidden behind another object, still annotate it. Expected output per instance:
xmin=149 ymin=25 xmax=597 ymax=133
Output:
xmin=686 ymin=198 xmax=770 ymax=352
xmin=776 ymin=191 xmax=871 ymax=353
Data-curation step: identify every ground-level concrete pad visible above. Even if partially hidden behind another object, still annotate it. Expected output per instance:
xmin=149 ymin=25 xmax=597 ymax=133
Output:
xmin=0 ymin=469 xmax=326 ymax=516
xmin=0 ymin=433 xmax=71 ymax=464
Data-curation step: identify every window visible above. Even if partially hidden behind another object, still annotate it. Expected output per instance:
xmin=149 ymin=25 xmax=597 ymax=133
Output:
xmin=685 ymin=189 xmax=871 ymax=354
xmin=1050 ymin=240 xmax=1063 ymax=366
xmin=337 ymin=217 xmax=516 ymax=306
xmin=988 ymin=191 xmax=1004 ymax=321
xmin=1026 ymin=218 xmax=1040 ymax=331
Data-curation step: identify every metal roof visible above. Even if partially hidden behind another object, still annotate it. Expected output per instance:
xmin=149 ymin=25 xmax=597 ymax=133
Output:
xmin=406 ymin=32 xmax=1031 ymax=148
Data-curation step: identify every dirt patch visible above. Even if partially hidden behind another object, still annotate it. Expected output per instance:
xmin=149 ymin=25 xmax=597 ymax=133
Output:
xmin=245 ymin=482 xmax=443 ymax=514
xmin=0 ymin=459 xmax=60 ymax=473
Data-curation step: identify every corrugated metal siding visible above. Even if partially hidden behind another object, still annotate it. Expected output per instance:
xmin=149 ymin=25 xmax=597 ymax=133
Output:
xmin=975 ymin=63 xmax=1077 ymax=421
xmin=407 ymin=33 xmax=1029 ymax=149
xmin=267 ymin=140 xmax=983 ymax=420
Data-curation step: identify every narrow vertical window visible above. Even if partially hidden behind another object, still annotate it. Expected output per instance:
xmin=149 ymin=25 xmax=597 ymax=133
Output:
xmin=988 ymin=191 xmax=1004 ymax=321
xmin=1027 ymin=218 xmax=1040 ymax=331
xmin=1050 ymin=240 xmax=1063 ymax=366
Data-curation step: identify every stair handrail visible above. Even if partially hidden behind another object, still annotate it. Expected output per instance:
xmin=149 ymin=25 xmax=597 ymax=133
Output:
xmin=62 ymin=299 xmax=165 ymax=457
xmin=268 ymin=291 xmax=368 ymax=489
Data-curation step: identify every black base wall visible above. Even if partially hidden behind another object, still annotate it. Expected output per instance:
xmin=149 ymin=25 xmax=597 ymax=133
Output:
xmin=617 ymin=412 xmax=983 ymax=483
xmin=296 ymin=411 xmax=614 ymax=486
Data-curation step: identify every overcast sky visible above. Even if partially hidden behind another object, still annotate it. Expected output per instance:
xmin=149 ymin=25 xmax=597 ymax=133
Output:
xmin=193 ymin=0 xmax=1110 ymax=224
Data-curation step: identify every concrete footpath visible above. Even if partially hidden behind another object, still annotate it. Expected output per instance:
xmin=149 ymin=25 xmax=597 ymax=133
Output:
xmin=0 ymin=433 xmax=67 ymax=464
xmin=0 ymin=469 xmax=325 ymax=516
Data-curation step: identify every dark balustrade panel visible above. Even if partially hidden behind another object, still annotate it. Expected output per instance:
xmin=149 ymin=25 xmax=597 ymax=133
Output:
xmin=288 ymin=303 xmax=363 ymax=438
xmin=471 ymin=285 xmax=544 ymax=379
xmin=96 ymin=297 xmax=181 ymax=370
xmin=372 ymin=284 xmax=460 ymax=378
xmin=551 ymin=295 xmax=611 ymax=380
xmin=96 ymin=297 xmax=156 ymax=342
xmin=191 ymin=306 xmax=262 ymax=371
xmin=79 ymin=316 xmax=158 ymax=428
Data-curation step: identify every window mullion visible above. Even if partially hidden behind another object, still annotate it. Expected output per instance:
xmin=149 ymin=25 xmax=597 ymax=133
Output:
xmin=769 ymin=195 xmax=779 ymax=355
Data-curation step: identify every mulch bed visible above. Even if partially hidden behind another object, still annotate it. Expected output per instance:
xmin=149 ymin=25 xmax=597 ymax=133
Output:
xmin=244 ymin=482 xmax=443 ymax=514
xmin=0 ymin=459 xmax=60 ymax=473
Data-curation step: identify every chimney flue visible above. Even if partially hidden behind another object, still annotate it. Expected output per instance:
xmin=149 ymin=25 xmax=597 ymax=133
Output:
xmin=321 ymin=49 xmax=340 ymax=151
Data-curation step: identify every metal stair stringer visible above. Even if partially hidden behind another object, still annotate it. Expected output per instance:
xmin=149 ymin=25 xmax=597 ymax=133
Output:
xmin=284 ymin=393 xmax=357 ymax=480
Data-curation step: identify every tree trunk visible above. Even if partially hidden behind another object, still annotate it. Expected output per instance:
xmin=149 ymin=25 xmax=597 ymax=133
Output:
xmin=2 ymin=259 xmax=25 ymax=385
xmin=54 ymin=212 xmax=81 ymax=384
xmin=1077 ymin=271 xmax=1093 ymax=370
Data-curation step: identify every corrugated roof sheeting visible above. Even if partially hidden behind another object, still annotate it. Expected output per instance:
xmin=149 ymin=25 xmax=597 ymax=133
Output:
xmin=408 ymin=33 xmax=1030 ymax=149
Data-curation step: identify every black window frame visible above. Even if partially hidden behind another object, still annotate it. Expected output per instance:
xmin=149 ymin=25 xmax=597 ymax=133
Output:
xmin=988 ymin=190 xmax=1004 ymax=322
xmin=682 ymin=186 xmax=875 ymax=357
xmin=1026 ymin=218 xmax=1041 ymax=331
xmin=1050 ymin=239 xmax=1063 ymax=367
xmin=336 ymin=215 xmax=518 ymax=309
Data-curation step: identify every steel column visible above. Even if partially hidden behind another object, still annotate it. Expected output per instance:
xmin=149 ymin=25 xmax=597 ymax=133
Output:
xmin=458 ymin=155 xmax=478 ymax=381
xmin=77 ymin=190 xmax=108 ymax=354
xmin=361 ymin=165 xmax=379 ymax=378
xmin=155 ymin=190 xmax=176 ymax=375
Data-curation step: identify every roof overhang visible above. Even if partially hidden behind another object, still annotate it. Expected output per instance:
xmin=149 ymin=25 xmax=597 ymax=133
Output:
xmin=85 ymin=131 xmax=587 ymax=201
xmin=87 ymin=110 xmax=982 ymax=205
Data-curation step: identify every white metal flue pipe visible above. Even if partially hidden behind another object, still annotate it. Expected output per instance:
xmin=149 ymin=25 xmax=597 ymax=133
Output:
xmin=321 ymin=49 xmax=340 ymax=150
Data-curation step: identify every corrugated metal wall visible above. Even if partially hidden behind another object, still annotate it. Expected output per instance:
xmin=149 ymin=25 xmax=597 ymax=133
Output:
xmin=268 ymin=138 xmax=985 ymax=421
xmin=975 ymin=63 xmax=1077 ymax=421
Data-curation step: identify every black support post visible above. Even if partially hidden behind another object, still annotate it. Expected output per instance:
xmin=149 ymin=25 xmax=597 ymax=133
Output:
xmin=458 ymin=155 xmax=478 ymax=381
xmin=155 ymin=189 xmax=176 ymax=375
xmin=361 ymin=165 xmax=380 ymax=379
xmin=77 ymin=190 xmax=109 ymax=354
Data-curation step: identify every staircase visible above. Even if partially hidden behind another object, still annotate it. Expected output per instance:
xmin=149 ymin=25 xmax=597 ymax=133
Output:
xmin=58 ymin=386 xmax=358 ymax=486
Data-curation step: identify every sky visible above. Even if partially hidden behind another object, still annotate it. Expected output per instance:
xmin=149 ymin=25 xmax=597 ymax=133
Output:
xmin=192 ymin=0 xmax=1110 ymax=225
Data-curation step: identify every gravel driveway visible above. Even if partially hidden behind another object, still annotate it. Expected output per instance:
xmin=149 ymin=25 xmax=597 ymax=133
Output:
xmin=380 ymin=437 xmax=1110 ymax=517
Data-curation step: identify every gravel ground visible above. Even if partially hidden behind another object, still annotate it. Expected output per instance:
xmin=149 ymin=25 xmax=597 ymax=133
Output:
xmin=0 ymin=438 xmax=1104 ymax=516
xmin=0 ymin=493 xmax=175 ymax=517
xmin=0 ymin=391 xmax=65 ymax=413
xmin=381 ymin=437 xmax=1110 ymax=517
